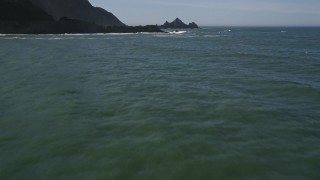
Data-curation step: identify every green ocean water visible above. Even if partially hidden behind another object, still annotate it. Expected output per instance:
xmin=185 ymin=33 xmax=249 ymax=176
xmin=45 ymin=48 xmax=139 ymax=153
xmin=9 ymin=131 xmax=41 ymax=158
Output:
xmin=0 ymin=27 xmax=320 ymax=179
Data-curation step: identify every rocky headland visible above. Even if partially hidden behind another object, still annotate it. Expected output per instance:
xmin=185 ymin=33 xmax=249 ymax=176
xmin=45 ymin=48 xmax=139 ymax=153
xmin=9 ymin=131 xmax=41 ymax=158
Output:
xmin=0 ymin=0 xmax=162 ymax=34
xmin=29 ymin=0 xmax=125 ymax=27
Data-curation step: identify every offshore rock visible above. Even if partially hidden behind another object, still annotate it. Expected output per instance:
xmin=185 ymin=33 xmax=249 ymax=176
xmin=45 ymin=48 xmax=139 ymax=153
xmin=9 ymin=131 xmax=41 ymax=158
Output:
xmin=160 ymin=18 xmax=199 ymax=29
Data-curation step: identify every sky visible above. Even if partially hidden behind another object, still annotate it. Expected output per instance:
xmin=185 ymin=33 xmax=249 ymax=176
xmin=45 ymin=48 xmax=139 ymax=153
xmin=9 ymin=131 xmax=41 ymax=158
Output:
xmin=90 ymin=0 xmax=320 ymax=26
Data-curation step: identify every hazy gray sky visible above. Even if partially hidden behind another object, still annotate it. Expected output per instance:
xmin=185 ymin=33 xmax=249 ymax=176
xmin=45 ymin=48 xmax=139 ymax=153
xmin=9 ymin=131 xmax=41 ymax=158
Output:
xmin=90 ymin=0 xmax=320 ymax=26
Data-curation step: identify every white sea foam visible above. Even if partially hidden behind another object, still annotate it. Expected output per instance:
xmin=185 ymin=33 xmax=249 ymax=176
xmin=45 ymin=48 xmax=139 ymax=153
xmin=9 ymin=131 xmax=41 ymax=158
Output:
xmin=49 ymin=38 xmax=64 ymax=40
xmin=203 ymin=35 xmax=222 ymax=38
xmin=107 ymin=33 xmax=138 ymax=35
xmin=62 ymin=33 xmax=106 ymax=36
xmin=168 ymin=31 xmax=187 ymax=34
xmin=153 ymin=34 xmax=175 ymax=38
xmin=1 ymin=37 xmax=24 ymax=39
xmin=140 ymin=32 xmax=165 ymax=35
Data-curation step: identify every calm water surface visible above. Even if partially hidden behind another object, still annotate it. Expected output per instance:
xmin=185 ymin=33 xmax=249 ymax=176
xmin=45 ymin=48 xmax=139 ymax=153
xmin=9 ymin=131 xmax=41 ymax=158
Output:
xmin=0 ymin=27 xmax=320 ymax=179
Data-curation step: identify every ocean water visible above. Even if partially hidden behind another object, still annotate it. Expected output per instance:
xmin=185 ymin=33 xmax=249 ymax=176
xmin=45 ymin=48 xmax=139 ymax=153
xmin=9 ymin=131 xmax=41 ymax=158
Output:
xmin=0 ymin=27 xmax=320 ymax=179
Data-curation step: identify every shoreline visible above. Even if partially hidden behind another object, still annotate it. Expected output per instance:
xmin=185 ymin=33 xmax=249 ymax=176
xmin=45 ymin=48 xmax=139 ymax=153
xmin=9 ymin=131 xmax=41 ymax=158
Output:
xmin=0 ymin=32 xmax=168 ymax=36
xmin=0 ymin=19 xmax=163 ymax=34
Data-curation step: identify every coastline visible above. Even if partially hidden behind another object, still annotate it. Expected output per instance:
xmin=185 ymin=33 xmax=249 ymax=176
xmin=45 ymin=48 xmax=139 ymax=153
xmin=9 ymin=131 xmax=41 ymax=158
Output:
xmin=0 ymin=20 xmax=163 ymax=34
xmin=0 ymin=0 xmax=164 ymax=34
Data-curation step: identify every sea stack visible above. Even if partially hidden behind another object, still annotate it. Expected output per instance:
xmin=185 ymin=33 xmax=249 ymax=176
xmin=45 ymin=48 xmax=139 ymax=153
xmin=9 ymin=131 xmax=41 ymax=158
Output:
xmin=160 ymin=18 xmax=199 ymax=29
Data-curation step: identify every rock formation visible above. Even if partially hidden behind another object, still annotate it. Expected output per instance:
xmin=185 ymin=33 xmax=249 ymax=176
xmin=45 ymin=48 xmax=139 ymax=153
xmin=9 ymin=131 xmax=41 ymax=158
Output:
xmin=0 ymin=0 xmax=162 ymax=34
xmin=160 ymin=18 xmax=199 ymax=29
xmin=29 ymin=0 xmax=125 ymax=27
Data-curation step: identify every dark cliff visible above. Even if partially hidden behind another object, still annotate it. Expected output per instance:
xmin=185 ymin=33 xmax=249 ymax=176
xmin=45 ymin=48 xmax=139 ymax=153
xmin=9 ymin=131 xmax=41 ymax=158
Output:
xmin=29 ymin=0 xmax=125 ymax=27
xmin=160 ymin=18 xmax=199 ymax=29
xmin=0 ymin=0 xmax=162 ymax=34
xmin=0 ymin=0 xmax=54 ymax=22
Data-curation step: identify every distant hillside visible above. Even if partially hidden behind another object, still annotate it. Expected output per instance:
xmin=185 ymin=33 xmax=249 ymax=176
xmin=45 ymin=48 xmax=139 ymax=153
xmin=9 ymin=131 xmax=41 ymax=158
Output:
xmin=29 ymin=0 xmax=125 ymax=27
xmin=160 ymin=18 xmax=198 ymax=29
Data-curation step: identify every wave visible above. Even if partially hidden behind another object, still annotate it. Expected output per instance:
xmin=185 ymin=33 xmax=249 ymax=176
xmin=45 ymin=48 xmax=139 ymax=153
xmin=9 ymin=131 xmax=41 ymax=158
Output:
xmin=0 ymin=37 xmax=69 ymax=40
xmin=202 ymin=35 xmax=225 ymax=38
xmin=153 ymin=34 xmax=174 ymax=38
xmin=223 ymin=52 xmax=274 ymax=59
xmin=0 ymin=37 xmax=27 ymax=40
xmin=100 ymin=33 xmax=137 ymax=35
xmin=168 ymin=30 xmax=187 ymax=34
